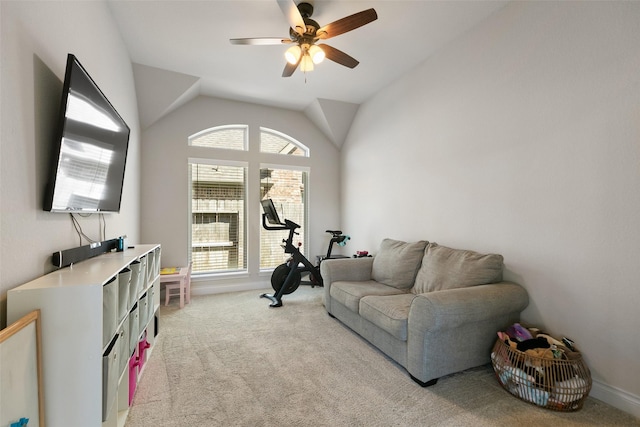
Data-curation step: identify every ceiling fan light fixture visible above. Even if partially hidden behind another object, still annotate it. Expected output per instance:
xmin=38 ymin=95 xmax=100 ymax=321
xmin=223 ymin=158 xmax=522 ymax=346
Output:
xmin=309 ymin=44 xmax=325 ymax=64
xmin=300 ymin=54 xmax=314 ymax=72
xmin=285 ymin=45 xmax=302 ymax=64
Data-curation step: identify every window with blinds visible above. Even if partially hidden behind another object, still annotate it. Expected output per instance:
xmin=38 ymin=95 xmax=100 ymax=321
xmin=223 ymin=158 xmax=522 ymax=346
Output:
xmin=260 ymin=167 xmax=307 ymax=269
xmin=188 ymin=124 xmax=310 ymax=277
xmin=190 ymin=162 xmax=247 ymax=274
xmin=260 ymin=127 xmax=308 ymax=156
xmin=190 ymin=125 xmax=248 ymax=150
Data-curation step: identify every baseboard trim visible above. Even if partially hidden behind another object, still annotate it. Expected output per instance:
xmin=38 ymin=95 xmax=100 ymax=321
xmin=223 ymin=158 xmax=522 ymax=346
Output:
xmin=191 ymin=281 xmax=268 ymax=296
xmin=590 ymin=378 xmax=640 ymax=419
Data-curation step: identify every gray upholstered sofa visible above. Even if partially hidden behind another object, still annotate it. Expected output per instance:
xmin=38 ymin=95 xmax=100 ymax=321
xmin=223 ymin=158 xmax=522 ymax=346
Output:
xmin=320 ymin=239 xmax=529 ymax=386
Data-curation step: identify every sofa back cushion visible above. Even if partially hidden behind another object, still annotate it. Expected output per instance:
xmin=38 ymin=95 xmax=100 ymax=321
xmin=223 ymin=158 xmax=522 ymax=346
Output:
xmin=412 ymin=243 xmax=503 ymax=293
xmin=371 ymin=239 xmax=428 ymax=289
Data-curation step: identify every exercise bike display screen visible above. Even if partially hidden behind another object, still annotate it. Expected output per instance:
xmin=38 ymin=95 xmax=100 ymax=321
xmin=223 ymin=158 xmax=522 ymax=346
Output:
xmin=261 ymin=199 xmax=282 ymax=225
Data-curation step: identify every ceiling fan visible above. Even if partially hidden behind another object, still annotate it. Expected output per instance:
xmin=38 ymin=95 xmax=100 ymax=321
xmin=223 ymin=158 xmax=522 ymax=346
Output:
xmin=230 ymin=0 xmax=378 ymax=77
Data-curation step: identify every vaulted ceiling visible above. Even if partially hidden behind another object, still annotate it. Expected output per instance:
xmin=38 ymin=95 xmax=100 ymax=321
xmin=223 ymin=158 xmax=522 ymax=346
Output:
xmin=107 ymin=0 xmax=507 ymax=146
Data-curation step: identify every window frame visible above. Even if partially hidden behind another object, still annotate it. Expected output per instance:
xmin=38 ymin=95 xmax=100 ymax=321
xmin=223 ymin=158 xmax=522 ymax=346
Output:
xmin=188 ymin=157 xmax=248 ymax=277
xmin=186 ymin=125 xmax=312 ymax=280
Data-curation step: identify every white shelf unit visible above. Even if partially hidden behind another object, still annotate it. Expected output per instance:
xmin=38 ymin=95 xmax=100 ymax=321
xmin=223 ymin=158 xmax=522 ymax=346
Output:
xmin=7 ymin=244 xmax=161 ymax=427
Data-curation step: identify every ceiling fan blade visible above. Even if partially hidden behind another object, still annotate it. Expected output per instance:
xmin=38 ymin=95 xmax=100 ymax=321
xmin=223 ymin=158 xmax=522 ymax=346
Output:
xmin=282 ymin=60 xmax=299 ymax=77
xmin=316 ymin=8 xmax=377 ymax=40
xmin=230 ymin=38 xmax=291 ymax=46
xmin=318 ymin=44 xmax=359 ymax=69
xmin=277 ymin=0 xmax=306 ymax=36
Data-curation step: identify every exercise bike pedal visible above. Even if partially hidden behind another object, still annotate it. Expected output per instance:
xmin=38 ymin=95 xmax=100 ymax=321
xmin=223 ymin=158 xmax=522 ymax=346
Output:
xmin=260 ymin=292 xmax=283 ymax=308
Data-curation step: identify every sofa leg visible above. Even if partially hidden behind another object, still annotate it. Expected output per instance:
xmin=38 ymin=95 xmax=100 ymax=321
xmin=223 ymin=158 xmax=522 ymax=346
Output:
xmin=410 ymin=375 xmax=438 ymax=387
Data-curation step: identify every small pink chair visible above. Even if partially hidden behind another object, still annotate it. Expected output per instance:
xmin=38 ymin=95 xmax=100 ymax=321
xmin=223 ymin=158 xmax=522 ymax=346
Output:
xmin=163 ymin=263 xmax=192 ymax=308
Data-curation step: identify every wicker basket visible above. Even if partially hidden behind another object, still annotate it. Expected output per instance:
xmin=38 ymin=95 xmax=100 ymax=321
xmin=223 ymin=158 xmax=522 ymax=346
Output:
xmin=491 ymin=338 xmax=592 ymax=411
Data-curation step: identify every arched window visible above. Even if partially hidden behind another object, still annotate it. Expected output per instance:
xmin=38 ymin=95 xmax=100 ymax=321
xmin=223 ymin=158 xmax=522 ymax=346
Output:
xmin=260 ymin=127 xmax=308 ymax=156
xmin=188 ymin=125 xmax=309 ymax=276
xmin=190 ymin=125 xmax=248 ymax=150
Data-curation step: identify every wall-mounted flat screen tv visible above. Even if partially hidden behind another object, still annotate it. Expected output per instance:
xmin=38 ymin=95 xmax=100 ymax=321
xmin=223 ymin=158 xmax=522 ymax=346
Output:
xmin=44 ymin=54 xmax=130 ymax=213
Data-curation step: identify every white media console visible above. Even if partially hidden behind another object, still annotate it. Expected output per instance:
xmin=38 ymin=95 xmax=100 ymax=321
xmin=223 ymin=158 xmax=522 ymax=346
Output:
xmin=7 ymin=244 xmax=161 ymax=427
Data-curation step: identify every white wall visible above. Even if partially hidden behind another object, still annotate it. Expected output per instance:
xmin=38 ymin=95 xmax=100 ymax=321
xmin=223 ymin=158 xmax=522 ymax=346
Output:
xmin=140 ymin=95 xmax=341 ymax=293
xmin=342 ymin=1 xmax=640 ymax=417
xmin=0 ymin=1 xmax=140 ymax=325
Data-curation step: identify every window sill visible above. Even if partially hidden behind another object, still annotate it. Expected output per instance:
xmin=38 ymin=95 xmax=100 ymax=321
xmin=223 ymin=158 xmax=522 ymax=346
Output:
xmin=191 ymin=271 xmax=250 ymax=282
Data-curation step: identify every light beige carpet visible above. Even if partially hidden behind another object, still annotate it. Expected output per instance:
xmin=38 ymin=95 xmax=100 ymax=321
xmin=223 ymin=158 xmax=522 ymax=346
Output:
xmin=126 ymin=286 xmax=639 ymax=426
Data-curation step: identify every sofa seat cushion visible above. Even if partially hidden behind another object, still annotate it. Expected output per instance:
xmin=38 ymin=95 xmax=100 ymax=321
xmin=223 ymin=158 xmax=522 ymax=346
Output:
xmin=330 ymin=280 xmax=405 ymax=313
xmin=359 ymin=294 xmax=417 ymax=341
xmin=371 ymin=239 xmax=429 ymax=290
xmin=412 ymin=243 xmax=504 ymax=294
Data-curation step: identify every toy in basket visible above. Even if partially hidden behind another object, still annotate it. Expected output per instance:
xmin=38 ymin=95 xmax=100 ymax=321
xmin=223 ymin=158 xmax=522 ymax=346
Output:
xmin=491 ymin=323 xmax=592 ymax=411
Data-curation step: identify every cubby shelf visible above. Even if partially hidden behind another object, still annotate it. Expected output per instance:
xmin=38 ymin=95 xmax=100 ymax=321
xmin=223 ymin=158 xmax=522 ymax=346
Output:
xmin=7 ymin=244 xmax=161 ymax=427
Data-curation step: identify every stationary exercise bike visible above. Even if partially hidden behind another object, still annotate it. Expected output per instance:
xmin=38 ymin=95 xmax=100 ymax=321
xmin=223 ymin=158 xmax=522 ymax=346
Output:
xmin=260 ymin=199 xmax=349 ymax=307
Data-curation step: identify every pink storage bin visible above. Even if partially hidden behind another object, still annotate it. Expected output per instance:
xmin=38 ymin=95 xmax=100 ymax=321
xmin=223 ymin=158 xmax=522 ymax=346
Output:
xmin=128 ymin=352 xmax=139 ymax=406
xmin=138 ymin=331 xmax=151 ymax=371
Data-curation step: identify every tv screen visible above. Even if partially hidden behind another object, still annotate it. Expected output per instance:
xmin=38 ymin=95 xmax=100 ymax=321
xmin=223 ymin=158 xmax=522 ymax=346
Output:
xmin=44 ymin=54 xmax=130 ymax=213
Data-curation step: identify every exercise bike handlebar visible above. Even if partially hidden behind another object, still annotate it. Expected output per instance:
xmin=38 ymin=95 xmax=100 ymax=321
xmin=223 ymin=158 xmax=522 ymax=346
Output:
xmin=262 ymin=213 xmax=300 ymax=232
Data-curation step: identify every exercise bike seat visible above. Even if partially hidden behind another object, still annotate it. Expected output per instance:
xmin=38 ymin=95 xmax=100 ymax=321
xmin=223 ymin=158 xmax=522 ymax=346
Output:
xmin=326 ymin=229 xmax=342 ymax=236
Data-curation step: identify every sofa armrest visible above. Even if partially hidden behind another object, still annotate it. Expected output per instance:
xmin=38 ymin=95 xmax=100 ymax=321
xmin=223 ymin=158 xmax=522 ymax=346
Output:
xmin=407 ymin=282 xmax=528 ymax=383
xmin=409 ymin=282 xmax=529 ymax=329
xmin=321 ymin=257 xmax=374 ymax=283
xmin=320 ymin=257 xmax=374 ymax=311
